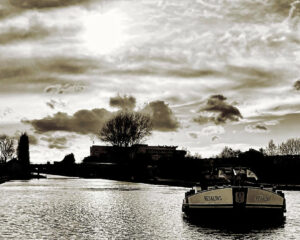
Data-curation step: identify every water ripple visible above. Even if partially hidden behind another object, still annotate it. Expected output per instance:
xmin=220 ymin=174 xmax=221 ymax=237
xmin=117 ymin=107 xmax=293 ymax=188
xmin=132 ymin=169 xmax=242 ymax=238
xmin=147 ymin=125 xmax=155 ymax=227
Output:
xmin=0 ymin=178 xmax=299 ymax=239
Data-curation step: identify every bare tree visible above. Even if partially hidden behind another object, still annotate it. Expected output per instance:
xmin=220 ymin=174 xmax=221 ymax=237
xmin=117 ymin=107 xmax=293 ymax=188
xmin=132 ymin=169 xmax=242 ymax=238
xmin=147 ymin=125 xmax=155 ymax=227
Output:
xmin=0 ymin=135 xmax=15 ymax=163
xmin=278 ymin=138 xmax=300 ymax=155
xmin=265 ymin=139 xmax=277 ymax=156
xmin=99 ymin=111 xmax=152 ymax=147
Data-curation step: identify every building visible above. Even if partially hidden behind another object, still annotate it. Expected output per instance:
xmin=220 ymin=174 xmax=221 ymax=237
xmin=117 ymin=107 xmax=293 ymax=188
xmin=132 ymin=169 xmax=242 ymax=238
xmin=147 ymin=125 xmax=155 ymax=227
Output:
xmin=90 ymin=144 xmax=186 ymax=162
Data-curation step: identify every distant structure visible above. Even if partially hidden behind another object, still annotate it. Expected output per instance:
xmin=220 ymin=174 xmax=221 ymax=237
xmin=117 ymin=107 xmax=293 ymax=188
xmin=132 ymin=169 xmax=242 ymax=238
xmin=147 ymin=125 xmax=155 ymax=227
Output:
xmin=90 ymin=144 xmax=186 ymax=162
xmin=17 ymin=133 xmax=30 ymax=166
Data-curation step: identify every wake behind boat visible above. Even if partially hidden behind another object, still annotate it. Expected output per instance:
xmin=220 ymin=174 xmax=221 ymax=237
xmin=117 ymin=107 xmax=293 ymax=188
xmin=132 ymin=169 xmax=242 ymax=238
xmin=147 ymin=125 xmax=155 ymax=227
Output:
xmin=182 ymin=167 xmax=286 ymax=222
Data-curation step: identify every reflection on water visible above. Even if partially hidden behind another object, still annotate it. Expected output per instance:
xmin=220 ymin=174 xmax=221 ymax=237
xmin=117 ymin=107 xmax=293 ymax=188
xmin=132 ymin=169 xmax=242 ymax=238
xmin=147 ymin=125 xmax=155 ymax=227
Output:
xmin=183 ymin=215 xmax=285 ymax=234
xmin=0 ymin=176 xmax=299 ymax=239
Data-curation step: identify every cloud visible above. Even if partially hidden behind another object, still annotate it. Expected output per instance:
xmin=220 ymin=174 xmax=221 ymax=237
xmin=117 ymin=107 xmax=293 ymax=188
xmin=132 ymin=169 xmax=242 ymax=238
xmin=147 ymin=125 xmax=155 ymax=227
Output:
xmin=201 ymin=125 xmax=225 ymax=135
xmin=255 ymin=125 xmax=268 ymax=131
xmin=265 ymin=120 xmax=279 ymax=126
xmin=109 ymin=95 xmax=136 ymax=110
xmin=143 ymin=101 xmax=179 ymax=132
xmin=46 ymin=99 xmax=66 ymax=109
xmin=227 ymin=65 xmax=287 ymax=90
xmin=28 ymin=134 xmax=38 ymax=145
xmin=268 ymin=0 xmax=300 ymax=17
xmin=46 ymin=100 xmax=55 ymax=109
xmin=0 ymin=2 xmax=22 ymax=21
xmin=0 ymin=9 xmax=81 ymax=45
xmin=0 ymin=108 xmax=13 ymax=119
xmin=294 ymin=80 xmax=300 ymax=90
xmin=39 ymin=57 xmax=96 ymax=75
xmin=103 ymin=66 xmax=220 ymax=79
xmin=0 ymin=56 xmax=92 ymax=93
xmin=189 ymin=133 xmax=197 ymax=139
xmin=44 ymin=83 xmax=85 ymax=95
xmin=41 ymin=136 xmax=68 ymax=149
xmin=0 ymin=23 xmax=51 ymax=45
xmin=9 ymin=0 xmax=92 ymax=9
xmin=194 ymin=95 xmax=243 ymax=125
xmin=212 ymin=136 xmax=220 ymax=142
xmin=25 ymin=96 xmax=181 ymax=135
xmin=0 ymin=57 xmax=95 ymax=81
xmin=193 ymin=115 xmax=212 ymax=125
xmin=24 ymin=108 xmax=112 ymax=135
xmin=13 ymin=131 xmax=38 ymax=145
xmin=245 ymin=124 xmax=268 ymax=133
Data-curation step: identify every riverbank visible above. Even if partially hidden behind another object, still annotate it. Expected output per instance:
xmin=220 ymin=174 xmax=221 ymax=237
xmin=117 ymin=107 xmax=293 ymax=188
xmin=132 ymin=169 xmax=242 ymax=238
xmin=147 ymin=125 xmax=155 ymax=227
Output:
xmin=0 ymin=177 xmax=9 ymax=184
xmin=81 ymin=176 xmax=300 ymax=191
xmin=0 ymin=173 xmax=47 ymax=185
xmin=154 ymin=179 xmax=300 ymax=191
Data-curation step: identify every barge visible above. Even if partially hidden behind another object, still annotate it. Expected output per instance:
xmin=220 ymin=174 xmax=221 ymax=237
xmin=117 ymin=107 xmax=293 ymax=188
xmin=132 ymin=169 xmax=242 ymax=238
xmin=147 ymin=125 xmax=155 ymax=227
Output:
xmin=182 ymin=168 xmax=286 ymax=221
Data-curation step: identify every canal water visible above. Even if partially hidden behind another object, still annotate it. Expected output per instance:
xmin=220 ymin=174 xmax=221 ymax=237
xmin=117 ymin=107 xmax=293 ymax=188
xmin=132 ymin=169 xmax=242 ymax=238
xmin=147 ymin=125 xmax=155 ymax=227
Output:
xmin=0 ymin=176 xmax=299 ymax=239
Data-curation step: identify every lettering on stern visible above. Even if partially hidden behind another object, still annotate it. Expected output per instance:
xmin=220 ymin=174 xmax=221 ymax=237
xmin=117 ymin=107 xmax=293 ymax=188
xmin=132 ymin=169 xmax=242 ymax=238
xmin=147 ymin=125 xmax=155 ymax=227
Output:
xmin=204 ymin=196 xmax=222 ymax=201
xmin=255 ymin=195 xmax=271 ymax=201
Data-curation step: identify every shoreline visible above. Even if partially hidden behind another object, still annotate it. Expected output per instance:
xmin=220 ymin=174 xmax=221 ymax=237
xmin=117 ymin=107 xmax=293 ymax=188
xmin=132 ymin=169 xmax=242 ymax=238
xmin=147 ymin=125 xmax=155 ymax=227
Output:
xmin=0 ymin=177 xmax=9 ymax=185
xmin=4 ymin=173 xmax=300 ymax=191
xmin=80 ymin=176 xmax=300 ymax=191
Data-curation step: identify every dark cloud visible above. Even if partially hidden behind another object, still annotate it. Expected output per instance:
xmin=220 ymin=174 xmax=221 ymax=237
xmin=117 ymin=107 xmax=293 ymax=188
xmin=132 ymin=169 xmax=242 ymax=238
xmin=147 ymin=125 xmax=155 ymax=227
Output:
xmin=143 ymin=101 xmax=179 ymax=131
xmin=0 ymin=60 xmax=34 ymax=80
xmin=40 ymin=58 xmax=97 ymax=75
xmin=212 ymin=136 xmax=219 ymax=142
xmin=41 ymin=136 xmax=67 ymax=149
xmin=193 ymin=115 xmax=212 ymax=125
xmin=44 ymin=83 xmax=85 ymax=95
xmin=46 ymin=101 xmax=55 ymax=109
xmin=294 ymin=80 xmax=300 ymax=90
xmin=0 ymin=24 xmax=51 ymax=45
xmin=194 ymin=95 xmax=242 ymax=125
xmin=166 ymin=69 xmax=219 ymax=78
xmin=109 ymin=95 xmax=136 ymax=110
xmin=227 ymin=65 xmax=286 ymax=90
xmin=0 ymin=57 xmax=95 ymax=79
xmin=46 ymin=99 xmax=66 ymax=109
xmin=28 ymin=134 xmax=38 ymax=145
xmin=208 ymin=94 xmax=226 ymax=101
xmin=9 ymin=0 xmax=92 ymax=9
xmin=0 ymin=1 xmax=22 ymax=20
xmin=25 ymin=96 xmax=181 ymax=134
xmin=245 ymin=124 xmax=268 ymax=133
xmin=189 ymin=133 xmax=197 ymax=139
xmin=13 ymin=132 xmax=38 ymax=145
xmin=103 ymin=62 xmax=288 ymax=92
xmin=104 ymin=67 xmax=219 ymax=79
xmin=24 ymin=108 xmax=112 ymax=135
xmin=255 ymin=125 xmax=268 ymax=131
xmin=0 ymin=57 xmax=92 ymax=93
xmin=268 ymin=0 xmax=300 ymax=17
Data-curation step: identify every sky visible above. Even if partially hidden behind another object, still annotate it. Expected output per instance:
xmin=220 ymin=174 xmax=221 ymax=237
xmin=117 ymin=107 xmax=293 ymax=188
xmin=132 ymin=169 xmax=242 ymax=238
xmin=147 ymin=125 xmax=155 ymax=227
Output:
xmin=0 ymin=0 xmax=299 ymax=163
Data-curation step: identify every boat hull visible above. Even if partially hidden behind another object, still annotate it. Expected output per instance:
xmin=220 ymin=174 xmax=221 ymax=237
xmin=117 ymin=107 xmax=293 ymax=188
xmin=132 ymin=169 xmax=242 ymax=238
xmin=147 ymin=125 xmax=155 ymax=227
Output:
xmin=182 ymin=186 xmax=286 ymax=221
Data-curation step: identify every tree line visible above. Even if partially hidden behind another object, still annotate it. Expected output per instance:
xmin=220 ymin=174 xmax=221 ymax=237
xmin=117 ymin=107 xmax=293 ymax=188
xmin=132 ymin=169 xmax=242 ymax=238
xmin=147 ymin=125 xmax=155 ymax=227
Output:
xmin=265 ymin=139 xmax=300 ymax=156
xmin=217 ymin=138 xmax=300 ymax=159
